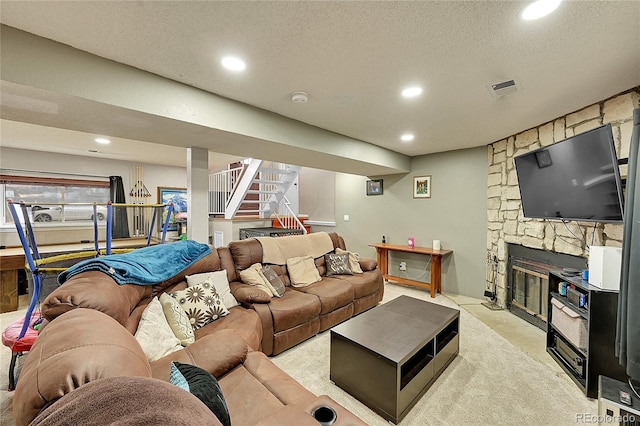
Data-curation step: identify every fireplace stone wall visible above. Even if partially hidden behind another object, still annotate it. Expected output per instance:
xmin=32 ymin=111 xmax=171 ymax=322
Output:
xmin=486 ymin=88 xmax=640 ymax=307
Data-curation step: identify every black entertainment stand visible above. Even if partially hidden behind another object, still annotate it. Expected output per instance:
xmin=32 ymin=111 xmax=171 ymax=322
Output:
xmin=546 ymin=271 xmax=627 ymax=398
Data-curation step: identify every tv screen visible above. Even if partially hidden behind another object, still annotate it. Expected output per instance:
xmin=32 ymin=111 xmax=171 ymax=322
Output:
xmin=514 ymin=124 xmax=624 ymax=223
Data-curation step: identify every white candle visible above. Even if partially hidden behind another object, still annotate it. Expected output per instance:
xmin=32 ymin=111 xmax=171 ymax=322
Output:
xmin=433 ymin=240 xmax=441 ymax=250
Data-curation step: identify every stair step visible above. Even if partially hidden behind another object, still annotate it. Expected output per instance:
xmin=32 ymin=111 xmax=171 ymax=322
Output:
xmin=246 ymin=190 xmax=282 ymax=195
xmin=253 ymin=179 xmax=286 ymax=185
xmin=259 ymin=167 xmax=298 ymax=175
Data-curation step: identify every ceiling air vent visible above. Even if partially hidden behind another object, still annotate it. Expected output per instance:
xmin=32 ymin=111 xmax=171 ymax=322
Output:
xmin=487 ymin=79 xmax=520 ymax=98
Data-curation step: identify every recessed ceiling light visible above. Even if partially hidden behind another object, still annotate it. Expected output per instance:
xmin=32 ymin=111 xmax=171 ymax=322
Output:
xmin=401 ymin=134 xmax=415 ymax=142
xmin=95 ymin=138 xmax=110 ymax=144
xmin=521 ymin=0 xmax=562 ymax=20
xmin=221 ymin=56 xmax=246 ymax=71
xmin=401 ymin=86 xmax=423 ymax=98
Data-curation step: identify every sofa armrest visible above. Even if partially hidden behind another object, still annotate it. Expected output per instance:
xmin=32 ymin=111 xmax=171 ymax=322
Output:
xmin=13 ymin=308 xmax=152 ymax=426
xmin=358 ymin=257 xmax=378 ymax=272
xmin=42 ymin=271 xmax=150 ymax=327
xmin=230 ymin=281 xmax=272 ymax=304
xmin=150 ymin=329 xmax=248 ymax=380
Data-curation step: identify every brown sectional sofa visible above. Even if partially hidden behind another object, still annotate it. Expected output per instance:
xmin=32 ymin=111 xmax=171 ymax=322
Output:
xmin=12 ymin=232 xmax=383 ymax=425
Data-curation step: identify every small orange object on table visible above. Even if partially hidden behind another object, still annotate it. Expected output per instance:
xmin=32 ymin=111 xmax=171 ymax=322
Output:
xmin=369 ymin=243 xmax=453 ymax=298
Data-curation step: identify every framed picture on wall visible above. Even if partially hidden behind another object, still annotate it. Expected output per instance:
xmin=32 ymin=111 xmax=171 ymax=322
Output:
xmin=157 ymin=187 xmax=187 ymax=231
xmin=366 ymin=179 xmax=383 ymax=196
xmin=413 ymin=176 xmax=431 ymax=199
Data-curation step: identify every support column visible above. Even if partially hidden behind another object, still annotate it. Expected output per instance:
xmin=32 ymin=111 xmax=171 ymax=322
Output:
xmin=187 ymin=147 xmax=209 ymax=244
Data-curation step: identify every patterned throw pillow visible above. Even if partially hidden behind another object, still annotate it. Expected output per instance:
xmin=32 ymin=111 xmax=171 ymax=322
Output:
xmin=335 ymin=248 xmax=364 ymax=274
xmin=325 ymin=253 xmax=354 ymax=276
xmin=169 ymin=284 xmax=229 ymax=330
xmin=159 ymin=292 xmax=195 ymax=346
xmin=261 ymin=265 xmax=286 ymax=297
xmin=185 ymin=271 xmax=239 ymax=308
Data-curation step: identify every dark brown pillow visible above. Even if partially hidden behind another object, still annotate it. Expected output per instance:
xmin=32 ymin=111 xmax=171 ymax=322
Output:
xmin=324 ymin=253 xmax=353 ymax=276
xmin=261 ymin=265 xmax=286 ymax=297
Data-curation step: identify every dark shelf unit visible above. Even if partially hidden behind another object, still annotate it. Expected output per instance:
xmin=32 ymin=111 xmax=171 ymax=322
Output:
xmin=546 ymin=271 xmax=627 ymax=398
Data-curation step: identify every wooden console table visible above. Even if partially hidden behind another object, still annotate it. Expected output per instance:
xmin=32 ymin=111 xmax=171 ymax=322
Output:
xmin=370 ymin=243 xmax=453 ymax=298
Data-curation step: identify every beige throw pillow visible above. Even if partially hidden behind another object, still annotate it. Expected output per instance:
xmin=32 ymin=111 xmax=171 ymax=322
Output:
xmin=185 ymin=270 xmax=239 ymax=308
xmin=134 ymin=297 xmax=183 ymax=362
xmin=239 ymin=263 xmax=273 ymax=297
xmin=159 ymin=292 xmax=195 ymax=346
xmin=335 ymin=248 xmax=364 ymax=274
xmin=287 ymin=255 xmax=322 ymax=287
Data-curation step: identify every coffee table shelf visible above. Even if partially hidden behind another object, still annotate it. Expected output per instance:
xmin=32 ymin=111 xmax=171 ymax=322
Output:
xmin=330 ymin=296 xmax=459 ymax=424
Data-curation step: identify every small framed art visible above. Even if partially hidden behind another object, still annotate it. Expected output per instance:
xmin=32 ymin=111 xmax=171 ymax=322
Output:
xmin=413 ymin=176 xmax=431 ymax=199
xmin=366 ymin=179 xmax=383 ymax=196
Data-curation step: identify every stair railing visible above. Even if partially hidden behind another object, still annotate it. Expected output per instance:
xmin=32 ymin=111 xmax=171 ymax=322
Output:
xmin=273 ymin=196 xmax=307 ymax=234
xmin=208 ymin=165 xmax=244 ymax=214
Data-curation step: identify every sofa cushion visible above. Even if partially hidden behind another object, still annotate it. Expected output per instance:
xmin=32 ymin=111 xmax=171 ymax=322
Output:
xmin=134 ymin=297 xmax=183 ymax=362
xmin=186 ymin=270 xmax=239 ymax=308
xmin=159 ymin=292 xmax=195 ymax=346
xmin=292 ymin=277 xmax=354 ymax=315
xmin=335 ymin=270 xmax=383 ymax=299
xmin=170 ymin=362 xmax=231 ymax=426
xmin=218 ymin=365 xmax=285 ymax=426
xmin=268 ymin=289 xmax=321 ymax=332
xmin=170 ymin=284 xmax=230 ymax=330
xmin=287 ymin=256 xmax=321 ymax=287
xmin=324 ymin=253 xmax=353 ymax=276
xmin=194 ymin=306 xmax=263 ymax=351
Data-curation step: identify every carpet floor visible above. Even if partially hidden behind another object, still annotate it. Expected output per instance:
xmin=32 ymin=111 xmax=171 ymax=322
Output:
xmin=1 ymin=283 xmax=597 ymax=425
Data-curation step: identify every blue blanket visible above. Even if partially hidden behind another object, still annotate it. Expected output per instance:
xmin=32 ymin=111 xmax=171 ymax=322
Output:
xmin=57 ymin=240 xmax=212 ymax=286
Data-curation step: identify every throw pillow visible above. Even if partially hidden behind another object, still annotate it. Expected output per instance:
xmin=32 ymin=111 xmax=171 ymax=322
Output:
xmin=324 ymin=253 xmax=354 ymax=276
xmin=335 ymin=247 xmax=364 ymax=274
xmin=238 ymin=263 xmax=273 ymax=297
xmin=169 ymin=362 xmax=231 ymax=426
xmin=134 ymin=297 xmax=183 ymax=362
xmin=286 ymin=255 xmax=322 ymax=287
xmin=169 ymin=284 xmax=229 ymax=330
xmin=159 ymin=292 xmax=195 ymax=346
xmin=185 ymin=270 xmax=239 ymax=308
xmin=261 ymin=265 xmax=286 ymax=297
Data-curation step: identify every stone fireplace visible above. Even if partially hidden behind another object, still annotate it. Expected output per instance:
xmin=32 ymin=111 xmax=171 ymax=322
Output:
xmin=507 ymin=244 xmax=585 ymax=330
xmin=486 ymin=89 xmax=639 ymax=309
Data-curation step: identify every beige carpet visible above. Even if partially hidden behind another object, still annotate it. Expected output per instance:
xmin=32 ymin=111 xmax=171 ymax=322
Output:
xmin=1 ymin=284 xmax=597 ymax=425
xmin=271 ymin=284 xmax=598 ymax=426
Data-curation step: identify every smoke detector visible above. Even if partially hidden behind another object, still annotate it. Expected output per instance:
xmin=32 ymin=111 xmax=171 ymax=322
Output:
xmin=487 ymin=79 xmax=521 ymax=98
xmin=291 ymin=91 xmax=309 ymax=103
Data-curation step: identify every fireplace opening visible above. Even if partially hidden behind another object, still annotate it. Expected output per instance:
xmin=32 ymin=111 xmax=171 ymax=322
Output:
xmin=507 ymin=244 xmax=586 ymax=330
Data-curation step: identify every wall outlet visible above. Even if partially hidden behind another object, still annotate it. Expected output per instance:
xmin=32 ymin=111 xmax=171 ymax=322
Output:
xmin=399 ymin=261 xmax=407 ymax=271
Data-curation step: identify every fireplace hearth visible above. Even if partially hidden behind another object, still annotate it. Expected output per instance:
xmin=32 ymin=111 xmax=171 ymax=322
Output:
xmin=507 ymin=244 xmax=586 ymax=330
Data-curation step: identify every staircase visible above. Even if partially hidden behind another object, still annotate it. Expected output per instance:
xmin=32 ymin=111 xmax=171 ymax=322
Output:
xmin=208 ymin=160 xmax=307 ymax=233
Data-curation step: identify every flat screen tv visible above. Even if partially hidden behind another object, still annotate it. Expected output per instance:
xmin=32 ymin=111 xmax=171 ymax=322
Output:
xmin=514 ymin=123 xmax=624 ymax=223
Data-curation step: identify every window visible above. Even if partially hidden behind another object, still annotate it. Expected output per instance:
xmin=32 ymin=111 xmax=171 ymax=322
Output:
xmin=2 ymin=175 xmax=109 ymax=225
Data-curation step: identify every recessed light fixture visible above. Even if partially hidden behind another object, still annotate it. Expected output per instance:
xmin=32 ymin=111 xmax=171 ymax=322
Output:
xmin=95 ymin=138 xmax=110 ymax=144
xmin=401 ymin=86 xmax=423 ymax=98
xmin=221 ymin=56 xmax=246 ymax=71
xmin=401 ymin=134 xmax=415 ymax=142
xmin=521 ymin=0 xmax=562 ymax=20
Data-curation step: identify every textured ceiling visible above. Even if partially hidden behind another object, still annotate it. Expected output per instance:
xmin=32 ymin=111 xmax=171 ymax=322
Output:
xmin=1 ymin=1 xmax=639 ymax=170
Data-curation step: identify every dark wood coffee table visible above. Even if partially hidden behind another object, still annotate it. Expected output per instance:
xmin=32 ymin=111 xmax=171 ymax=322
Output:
xmin=330 ymin=295 xmax=460 ymax=424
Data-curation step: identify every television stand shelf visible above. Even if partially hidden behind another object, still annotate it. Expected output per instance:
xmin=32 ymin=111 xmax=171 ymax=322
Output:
xmin=546 ymin=271 xmax=626 ymax=398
